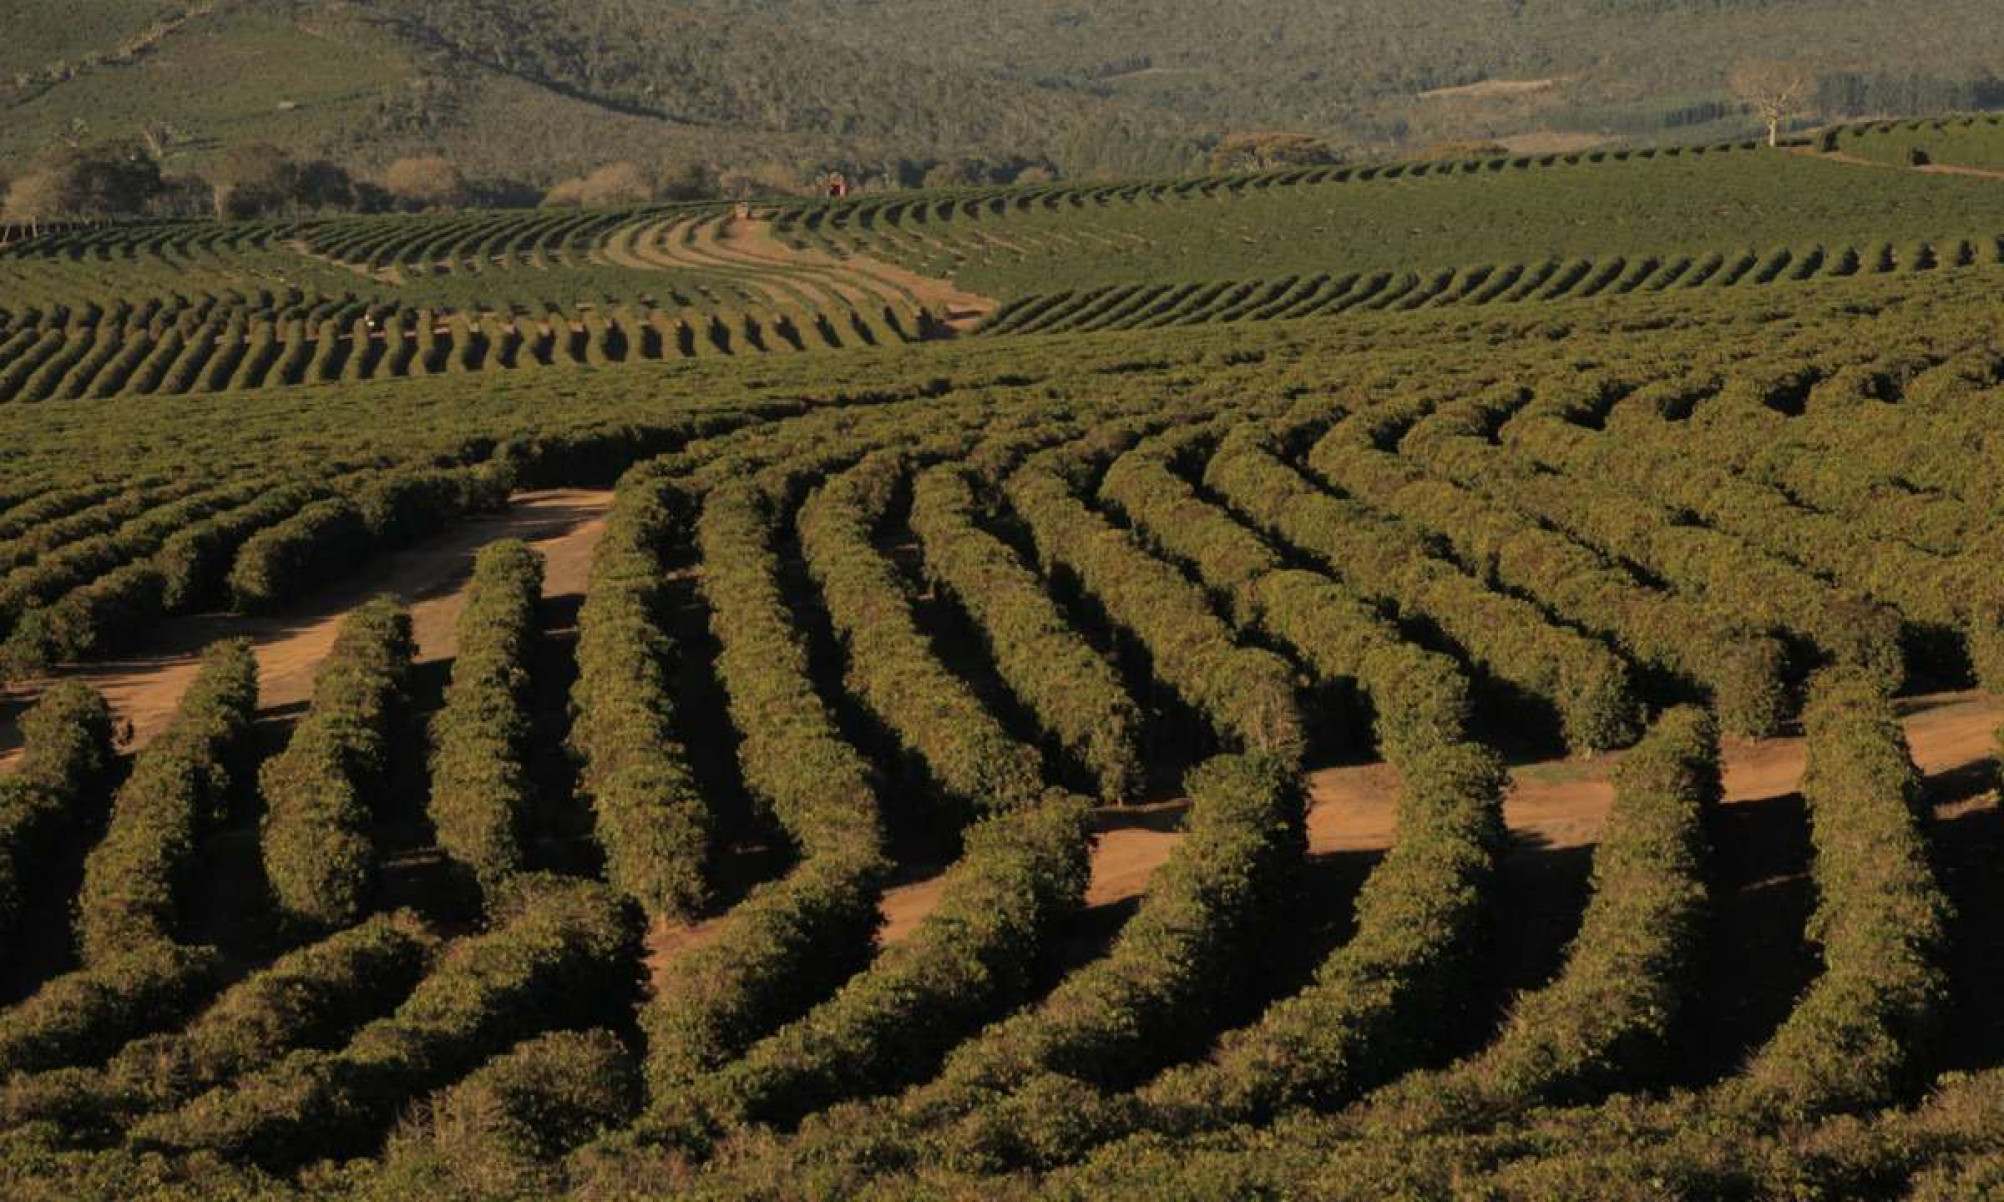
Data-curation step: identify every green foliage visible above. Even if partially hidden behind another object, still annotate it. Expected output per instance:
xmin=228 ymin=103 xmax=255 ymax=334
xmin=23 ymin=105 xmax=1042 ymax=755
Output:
xmin=1138 ymin=740 xmax=1504 ymax=1136
xmin=909 ymin=464 xmax=1143 ymax=802
xmin=227 ymin=497 xmax=369 ymax=613
xmin=156 ymin=482 xmax=332 ymax=613
xmin=696 ymin=792 xmax=1093 ymax=1130
xmin=1 ymin=912 xmax=439 ymax=1134
xmin=799 ymin=451 xmax=1044 ymax=815
xmin=382 ymin=1028 xmax=638 ymax=1194
xmin=1313 ymin=395 xmax=1789 ymax=736
xmin=429 ymin=540 xmax=542 ymax=892
xmin=906 ymin=754 xmax=1304 ymax=1143
xmin=1733 ymin=670 xmax=1951 ymax=1118
xmin=75 ymin=640 xmax=257 ymax=963
xmin=567 ymin=481 xmax=710 ymax=918
xmin=258 ymin=597 xmax=414 ymax=932
xmin=1208 ymin=421 xmax=1638 ymax=753
xmin=131 ymin=874 xmax=641 ymax=1169
xmin=1097 ymin=425 xmax=1474 ymax=761
xmin=0 ymin=681 xmax=117 ymax=948
xmin=1005 ymin=452 xmax=1304 ymax=762
xmin=0 ymin=942 xmax=225 ymax=1079
xmin=1364 ymin=707 xmax=1718 ymax=1132
xmin=635 ymin=476 xmax=890 ymax=1103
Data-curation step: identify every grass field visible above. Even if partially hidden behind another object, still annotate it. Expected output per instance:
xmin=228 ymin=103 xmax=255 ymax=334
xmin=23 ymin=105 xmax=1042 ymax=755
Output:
xmin=0 ymin=132 xmax=2003 ymax=1201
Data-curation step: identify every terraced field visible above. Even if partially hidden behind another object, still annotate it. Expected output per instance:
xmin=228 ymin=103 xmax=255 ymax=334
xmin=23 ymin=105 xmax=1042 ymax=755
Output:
xmin=3 ymin=135 xmax=2004 ymax=1200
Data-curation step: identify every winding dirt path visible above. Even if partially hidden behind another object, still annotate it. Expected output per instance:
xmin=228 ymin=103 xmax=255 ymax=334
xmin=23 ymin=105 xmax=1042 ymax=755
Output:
xmin=0 ymin=490 xmax=613 ymax=766
xmin=695 ymin=689 xmax=2001 ymax=989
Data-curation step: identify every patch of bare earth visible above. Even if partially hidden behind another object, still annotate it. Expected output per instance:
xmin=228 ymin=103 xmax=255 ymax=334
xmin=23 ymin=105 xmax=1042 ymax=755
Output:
xmin=675 ymin=690 xmax=2004 ymax=991
xmin=0 ymin=490 xmax=613 ymax=767
xmin=1420 ymin=78 xmax=1560 ymax=102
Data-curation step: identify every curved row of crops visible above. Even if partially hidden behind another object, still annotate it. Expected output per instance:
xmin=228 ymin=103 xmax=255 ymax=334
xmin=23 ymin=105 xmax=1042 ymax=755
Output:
xmin=0 ymin=258 xmax=1999 ymax=1201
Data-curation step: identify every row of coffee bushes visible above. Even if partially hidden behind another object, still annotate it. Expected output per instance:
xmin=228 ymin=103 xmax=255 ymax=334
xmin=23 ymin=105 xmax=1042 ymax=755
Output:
xmin=0 ymin=683 xmax=118 ymax=954
xmin=130 ymin=874 xmax=641 ymax=1169
xmin=0 ymin=661 xmax=266 ymax=1084
xmin=74 ymin=640 xmax=258 ymax=962
xmin=258 ymin=598 xmax=416 ymax=931
xmin=1390 ymin=391 xmax=1908 ymax=690
xmin=687 ymin=792 xmax=1093 ymax=1135
xmin=797 ymin=451 xmax=1045 ymax=816
xmin=1512 ymin=378 xmax=2004 ymax=687
xmin=0 ymin=480 xmax=266 ymax=659
xmin=0 ymin=942 xmax=225 ymax=1080
xmin=0 ymin=912 xmax=438 ymax=1138
xmin=0 ymin=482 xmax=129 ymax=546
xmin=380 ymin=1028 xmax=638 ymax=1192
xmin=895 ymin=753 xmax=1307 ymax=1164
xmin=909 ymin=464 xmax=1144 ymax=802
xmin=636 ymin=473 xmax=889 ymax=1106
xmin=1204 ymin=422 xmax=1638 ymax=753
xmin=1674 ymin=354 xmax=2003 ymax=551
xmin=1730 ymin=671 xmax=1951 ymax=1117
xmin=229 ymin=464 xmax=510 ymax=613
xmin=429 ymin=540 xmax=544 ymax=894
xmin=1359 ymin=706 xmax=1720 ymax=1132
xmin=1130 ymin=739 xmax=1507 ymax=1140
xmin=1003 ymin=445 xmax=1305 ymax=762
xmin=1096 ymin=425 xmax=1471 ymax=760
xmin=567 ymin=481 xmax=710 ymax=918
xmin=1305 ymin=405 xmax=1790 ymax=736
xmin=0 ymin=477 xmax=195 ymax=574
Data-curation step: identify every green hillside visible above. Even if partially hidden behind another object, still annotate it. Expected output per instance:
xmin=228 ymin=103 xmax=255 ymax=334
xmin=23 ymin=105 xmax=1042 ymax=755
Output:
xmin=3 ymin=0 xmax=2004 ymax=187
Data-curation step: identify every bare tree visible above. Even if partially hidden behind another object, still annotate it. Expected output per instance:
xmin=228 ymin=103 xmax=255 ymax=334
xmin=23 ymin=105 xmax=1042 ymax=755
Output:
xmin=2 ymin=171 xmax=63 ymax=236
xmin=1730 ymin=60 xmax=1817 ymax=148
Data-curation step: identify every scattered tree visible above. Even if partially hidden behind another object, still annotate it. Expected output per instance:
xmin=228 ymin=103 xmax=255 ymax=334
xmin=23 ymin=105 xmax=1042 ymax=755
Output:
xmin=1208 ymin=131 xmax=1343 ymax=173
xmin=1730 ymin=59 xmax=1818 ymax=148
xmin=1 ymin=171 xmax=62 ymax=235
xmin=384 ymin=156 xmax=468 ymax=210
xmin=543 ymin=161 xmax=653 ymax=208
xmin=209 ymin=142 xmax=297 ymax=219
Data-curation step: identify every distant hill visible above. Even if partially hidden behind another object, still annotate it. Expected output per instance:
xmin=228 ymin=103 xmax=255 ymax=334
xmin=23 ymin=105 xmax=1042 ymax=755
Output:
xmin=2 ymin=0 xmax=2001 ymax=188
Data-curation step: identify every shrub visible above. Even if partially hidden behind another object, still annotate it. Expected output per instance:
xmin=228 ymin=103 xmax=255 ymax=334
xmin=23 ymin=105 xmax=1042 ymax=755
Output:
xmin=382 ymin=1028 xmax=638 ymax=1194
xmin=156 ymin=482 xmax=330 ymax=613
xmin=1732 ymin=670 xmax=1951 ymax=1118
xmin=0 ymin=682 xmax=118 ymax=944
xmin=1365 ymin=708 xmax=1718 ymax=1133
xmin=910 ymin=464 xmax=1143 ymax=801
xmin=905 ymin=754 xmax=1304 ymax=1141
xmin=0 ymin=941 xmax=226 ymax=1078
xmin=429 ymin=540 xmax=543 ymax=891
xmin=1005 ymin=454 xmax=1304 ymax=762
xmin=2 ymin=911 xmax=439 ymax=1131
xmin=697 ymin=793 xmax=1093 ymax=1131
xmin=227 ymin=497 xmax=369 ymax=613
xmin=259 ymin=598 xmax=414 ymax=931
xmin=636 ymin=475 xmax=890 ymax=1104
xmin=1139 ymin=740 xmax=1505 ymax=1137
xmin=799 ymin=451 xmax=1045 ymax=815
xmin=567 ymin=481 xmax=710 ymax=918
xmin=75 ymin=639 xmax=258 ymax=962
xmin=132 ymin=874 xmax=640 ymax=1168
xmin=1209 ymin=423 xmax=1638 ymax=753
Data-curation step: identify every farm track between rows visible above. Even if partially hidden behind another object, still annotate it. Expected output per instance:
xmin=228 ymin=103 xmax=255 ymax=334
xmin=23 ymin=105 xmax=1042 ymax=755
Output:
xmin=0 ymin=490 xmax=613 ymax=766
xmin=5 ymin=485 xmax=1994 ymax=999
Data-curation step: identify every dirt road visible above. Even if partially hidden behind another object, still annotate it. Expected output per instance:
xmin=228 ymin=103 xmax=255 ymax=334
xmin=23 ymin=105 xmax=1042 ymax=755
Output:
xmin=0 ymin=490 xmax=613 ymax=765
xmin=689 ymin=689 xmax=2002 ymax=988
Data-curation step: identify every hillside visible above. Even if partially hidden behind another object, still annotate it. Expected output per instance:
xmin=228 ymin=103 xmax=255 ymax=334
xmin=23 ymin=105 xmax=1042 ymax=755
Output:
xmin=3 ymin=0 xmax=2004 ymax=187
